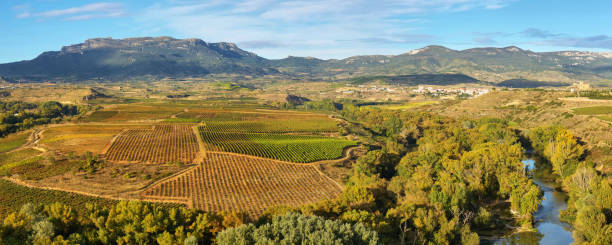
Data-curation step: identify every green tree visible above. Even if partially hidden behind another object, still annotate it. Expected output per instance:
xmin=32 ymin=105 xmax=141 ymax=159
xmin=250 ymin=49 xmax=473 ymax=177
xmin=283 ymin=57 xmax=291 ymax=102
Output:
xmin=216 ymin=212 xmax=380 ymax=245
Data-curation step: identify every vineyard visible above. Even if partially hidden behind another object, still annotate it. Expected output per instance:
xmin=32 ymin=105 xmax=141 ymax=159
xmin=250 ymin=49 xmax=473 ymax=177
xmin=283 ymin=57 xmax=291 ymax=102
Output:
xmin=198 ymin=130 xmax=357 ymax=163
xmin=141 ymin=152 xmax=343 ymax=214
xmin=104 ymin=124 xmax=200 ymax=164
xmin=0 ymin=179 xmax=118 ymax=217
xmin=200 ymin=119 xmax=338 ymax=133
xmin=167 ymin=109 xmax=339 ymax=133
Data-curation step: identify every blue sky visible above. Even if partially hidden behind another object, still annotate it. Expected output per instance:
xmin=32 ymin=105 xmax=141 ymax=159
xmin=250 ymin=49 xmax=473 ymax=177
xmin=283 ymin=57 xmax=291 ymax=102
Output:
xmin=1 ymin=0 xmax=611 ymax=63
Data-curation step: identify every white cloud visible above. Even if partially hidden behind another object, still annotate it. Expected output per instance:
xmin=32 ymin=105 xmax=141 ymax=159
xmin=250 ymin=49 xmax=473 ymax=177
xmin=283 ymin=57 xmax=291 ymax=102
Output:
xmin=135 ymin=0 xmax=514 ymax=58
xmin=17 ymin=2 xmax=125 ymax=21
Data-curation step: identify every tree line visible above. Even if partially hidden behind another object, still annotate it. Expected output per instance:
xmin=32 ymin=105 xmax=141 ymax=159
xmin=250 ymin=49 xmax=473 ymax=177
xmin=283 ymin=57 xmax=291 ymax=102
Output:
xmin=0 ymin=101 xmax=82 ymax=137
xmin=529 ymin=126 xmax=611 ymax=244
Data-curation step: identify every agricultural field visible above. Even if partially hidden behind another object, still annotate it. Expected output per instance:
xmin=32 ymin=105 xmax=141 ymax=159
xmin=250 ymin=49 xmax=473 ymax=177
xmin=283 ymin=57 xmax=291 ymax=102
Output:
xmin=0 ymin=97 xmax=356 ymax=217
xmin=40 ymin=124 xmax=150 ymax=154
xmin=81 ymin=110 xmax=118 ymax=122
xmin=597 ymin=115 xmax=612 ymax=122
xmin=141 ymin=152 xmax=343 ymax=215
xmin=572 ymin=106 xmax=612 ymax=115
xmin=173 ymin=109 xmax=340 ymax=133
xmin=0 ymin=148 xmax=43 ymax=176
xmin=0 ymin=130 xmax=30 ymax=153
xmin=104 ymin=124 xmax=200 ymax=164
xmin=0 ymin=179 xmax=118 ymax=217
xmin=88 ymin=104 xmax=186 ymax=122
xmin=199 ymin=130 xmax=357 ymax=163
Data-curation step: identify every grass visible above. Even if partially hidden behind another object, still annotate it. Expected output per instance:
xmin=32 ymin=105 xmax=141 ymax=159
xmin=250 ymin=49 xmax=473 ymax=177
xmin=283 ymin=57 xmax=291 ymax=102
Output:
xmin=0 ymin=131 xmax=30 ymax=153
xmin=199 ymin=130 xmax=357 ymax=163
xmin=572 ymin=106 xmax=612 ymax=115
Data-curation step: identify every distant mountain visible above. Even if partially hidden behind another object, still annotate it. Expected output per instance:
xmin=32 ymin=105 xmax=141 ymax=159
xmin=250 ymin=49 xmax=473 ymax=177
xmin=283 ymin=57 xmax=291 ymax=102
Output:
xmin=284 ymin=45 xmax=612 ymax=84
xmin=0 ymin=37 xmax=277 ymax=81
xmin=1 ymin=37 xmax=612 ymax=85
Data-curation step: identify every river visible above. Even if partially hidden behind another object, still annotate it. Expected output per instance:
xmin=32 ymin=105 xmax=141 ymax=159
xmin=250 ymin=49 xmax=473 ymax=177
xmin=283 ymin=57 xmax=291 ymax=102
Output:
xmin=488 ymin=158 xmax=574 ymax=245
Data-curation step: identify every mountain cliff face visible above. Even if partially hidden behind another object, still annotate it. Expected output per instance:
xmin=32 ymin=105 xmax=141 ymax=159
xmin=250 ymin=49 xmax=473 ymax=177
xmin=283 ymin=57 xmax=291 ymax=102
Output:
xmin=1 ymin=37 xmax=611 ymax=84
xmin=0 ymin=37 xmax=275 ymax=81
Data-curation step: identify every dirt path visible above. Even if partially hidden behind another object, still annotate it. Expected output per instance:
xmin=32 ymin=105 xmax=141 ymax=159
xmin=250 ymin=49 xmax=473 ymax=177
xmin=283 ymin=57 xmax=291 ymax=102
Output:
xmin=7 ymin=126 xmax=49 ymax=153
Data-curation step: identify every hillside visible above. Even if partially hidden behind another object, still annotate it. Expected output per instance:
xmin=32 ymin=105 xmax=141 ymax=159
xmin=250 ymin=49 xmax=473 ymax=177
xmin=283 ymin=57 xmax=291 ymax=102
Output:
xmin=1 ymin=37 xmax=612 ymax=85
xmin=285 ymin=46 xmax=612 ymax=84
xmin=0 ymin=37 xmax=277 ymax=81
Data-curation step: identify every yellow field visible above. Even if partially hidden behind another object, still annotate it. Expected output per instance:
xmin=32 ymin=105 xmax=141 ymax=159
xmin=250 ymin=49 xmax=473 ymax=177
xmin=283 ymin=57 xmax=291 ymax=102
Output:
xmin=40 ymin=124 xmax=150 ymax=154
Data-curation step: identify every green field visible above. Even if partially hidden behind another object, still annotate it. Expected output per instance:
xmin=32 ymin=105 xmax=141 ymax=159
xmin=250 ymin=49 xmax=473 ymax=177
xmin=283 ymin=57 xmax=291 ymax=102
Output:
xmin=597 ymin=115 xmax=612 ymax=122
xmin=199 ymin=130 xmax=357 ymax=163
xmin=163 ymin=117 xmax=203 ymax=123
xmin=81 ymin=110 xmax=118 ymax=122
xmin=0 ymin=131 xmax=30 ymax=153
xmin=201 ymin=118 xmax=339 ymax=133
xmin=572 ymin=106 xmax=612 ymax=115
xmin=0 ymin=149 xmax=43 ymax=176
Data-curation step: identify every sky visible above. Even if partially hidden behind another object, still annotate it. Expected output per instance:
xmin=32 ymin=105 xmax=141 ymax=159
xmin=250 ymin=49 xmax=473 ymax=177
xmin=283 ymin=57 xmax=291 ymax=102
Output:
xmin=1 ymin=0 xmax=611 ymax=63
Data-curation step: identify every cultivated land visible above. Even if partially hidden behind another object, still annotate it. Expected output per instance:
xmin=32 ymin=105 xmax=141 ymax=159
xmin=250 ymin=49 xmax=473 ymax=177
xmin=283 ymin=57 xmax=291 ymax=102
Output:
xmin=0 ymin=97 xmax=358 ymax=214
xmin=0 ymin=81 xmax=609 ymax=222
xmin=142 ymin=152 xmax=343 ymax=215
xmin=104 ymin=124 xmax=200 ymax=164
xmin=198 ymin=131 xmax=356 ymax=163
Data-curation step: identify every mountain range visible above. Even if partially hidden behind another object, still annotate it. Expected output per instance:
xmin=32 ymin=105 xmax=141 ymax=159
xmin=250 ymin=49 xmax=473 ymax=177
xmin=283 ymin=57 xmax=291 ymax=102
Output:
xmin=1 ymin=36 xmax=611 ymax=85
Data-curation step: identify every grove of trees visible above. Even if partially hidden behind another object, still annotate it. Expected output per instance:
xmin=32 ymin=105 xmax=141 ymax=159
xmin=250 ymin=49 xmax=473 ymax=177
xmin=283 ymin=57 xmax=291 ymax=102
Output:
xmin=529 ymin=126 xmax=611 ymax=244
xmin=0 ymin=101 xmax=81 ymax=137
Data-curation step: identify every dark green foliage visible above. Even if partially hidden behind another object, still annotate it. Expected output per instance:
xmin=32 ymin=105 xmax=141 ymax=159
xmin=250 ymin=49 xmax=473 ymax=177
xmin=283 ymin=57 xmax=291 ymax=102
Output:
xmin=216 ymin=212 xmax=380 ymax=245
xmin=0 ymin=101 xmax=81 ymax=137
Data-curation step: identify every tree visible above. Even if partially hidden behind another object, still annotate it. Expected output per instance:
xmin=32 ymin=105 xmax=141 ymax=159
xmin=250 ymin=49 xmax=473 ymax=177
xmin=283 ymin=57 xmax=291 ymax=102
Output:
xmin=573 ymin=206 xmax=610 ymax=244
xmin=216 ymin=212 xmax=380 ymax=245
xmin=40 ymin=101 xmax=63 ymax=118
xmin=548 ymin=130 xmax=584 ymax=178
